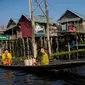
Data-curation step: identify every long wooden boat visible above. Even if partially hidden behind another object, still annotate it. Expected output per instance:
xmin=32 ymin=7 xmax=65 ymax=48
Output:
xmin=0 ymin=60 xmax=85 ymax=72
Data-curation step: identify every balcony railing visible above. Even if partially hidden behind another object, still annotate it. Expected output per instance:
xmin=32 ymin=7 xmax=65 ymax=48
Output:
xmin=58 ymin=24 xmax=85 ymax=33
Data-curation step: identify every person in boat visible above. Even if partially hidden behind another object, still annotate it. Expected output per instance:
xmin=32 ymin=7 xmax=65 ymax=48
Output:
xmin=2 ymin=49 xmax=12 ymax=65
xmin=40 ymin=47 xmax=49 ymax=65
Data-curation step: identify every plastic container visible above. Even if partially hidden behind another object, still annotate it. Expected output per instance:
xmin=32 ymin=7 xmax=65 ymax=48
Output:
xmin=24 ymin=59 xmax=33 ymax=66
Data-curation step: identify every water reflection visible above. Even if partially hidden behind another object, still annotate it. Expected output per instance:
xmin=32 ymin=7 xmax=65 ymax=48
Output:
xmin=0 ymin=66 xmax=85 ymax=85
xmin=3 ymin=71 xmax=14 ymax=78
xmin=0 ymin=70 xmax=13 ymax=85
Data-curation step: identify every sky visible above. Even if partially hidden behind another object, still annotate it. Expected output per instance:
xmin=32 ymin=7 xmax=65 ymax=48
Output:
xmin=0 ymin=0 xmax=85 ymax=26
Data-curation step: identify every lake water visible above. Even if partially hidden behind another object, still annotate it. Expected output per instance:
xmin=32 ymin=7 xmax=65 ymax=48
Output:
xmin=0 ymin=66 xmax=85 ymax=85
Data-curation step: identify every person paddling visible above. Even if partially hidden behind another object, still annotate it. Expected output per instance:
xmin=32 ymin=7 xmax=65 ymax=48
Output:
xmin=2 ymin=49 xmax=12 ymax=65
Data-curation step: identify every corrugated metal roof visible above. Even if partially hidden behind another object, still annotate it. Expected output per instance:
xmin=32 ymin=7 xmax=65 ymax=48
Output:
xmin=35 ymin=15 xmax=57 ymax=24
xmin=24 ymin=15 xmax=57 ymax=24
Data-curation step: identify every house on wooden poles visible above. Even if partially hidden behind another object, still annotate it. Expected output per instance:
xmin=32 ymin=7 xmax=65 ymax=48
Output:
xmin=4 ymin=15 xmax=57 ymax=57
xmin=57 ymin=10 xmax=85 ymax=59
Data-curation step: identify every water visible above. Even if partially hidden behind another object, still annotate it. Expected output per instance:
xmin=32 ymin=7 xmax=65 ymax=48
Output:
xmin=0 ymin=66 xmax=85 ymax=85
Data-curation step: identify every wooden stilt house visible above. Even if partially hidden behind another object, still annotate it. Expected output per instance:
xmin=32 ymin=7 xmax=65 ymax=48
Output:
xmin=57 ymin=10 xmax=85 ymax=59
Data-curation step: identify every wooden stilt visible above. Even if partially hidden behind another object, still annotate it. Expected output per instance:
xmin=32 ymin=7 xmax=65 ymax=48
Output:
xmin=40 ymin=37 xmax=43 ymax=47
xmin=27 ymin=37 xmax=29 ymax=56
xmin=6 ymin=40 xmax=8 ymax=48
xmin=56 ymin=35 xmax=59 ymax=59
xmin=76 ymin=34 xmax=78 ymax=59
xmin=67 ymin=35 xmax=71 ymax=60
xmin=15 ymin=39 xmax=17 ymax=57
xmin=34 ymin=42 xmax=37 ymax=58
xmin=9 ymin=41 xmax=11 ymax=53
xmin=12 ymin=40 xmax=14 ymax=57
xmin=2 ymin=40 xmax=4 ymax=52
xmin=0 ymin=41 xmax=2 ymax=56
xmin=50 ymin=37 xmax=52 ymax=53
xmin=55 ymin=37 xmax=58 ymax=52
xmin=44 ymin=37 xmax=47 ymax=49
xmin=23 ymin=38 xmax=26 ymax=57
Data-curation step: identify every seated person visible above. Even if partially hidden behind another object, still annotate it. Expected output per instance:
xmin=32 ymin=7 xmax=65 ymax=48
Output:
xmin=40 ymin=47 xmax=49 ymax=65
xmin=2 ymin=49 xmax=12 ymax=65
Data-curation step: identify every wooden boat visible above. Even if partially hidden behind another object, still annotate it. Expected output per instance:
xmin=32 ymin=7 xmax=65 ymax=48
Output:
xmin=0 ymin=60 xmax=85 ymax=72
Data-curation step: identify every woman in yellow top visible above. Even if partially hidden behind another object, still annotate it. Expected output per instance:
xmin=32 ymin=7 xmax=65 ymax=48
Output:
xmin=2 ymin=49 xmax=12 ymax=65
xmin=40 ymin=47 xmax=49 ymax=65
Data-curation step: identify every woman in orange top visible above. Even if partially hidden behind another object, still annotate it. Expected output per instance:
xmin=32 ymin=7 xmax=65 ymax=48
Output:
xmin=2 ymin=49 xmax=12 ymax=65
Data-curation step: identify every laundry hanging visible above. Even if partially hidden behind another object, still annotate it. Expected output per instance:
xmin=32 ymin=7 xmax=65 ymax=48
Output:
xmin=69 ymin=25 xmax=76 ymax=32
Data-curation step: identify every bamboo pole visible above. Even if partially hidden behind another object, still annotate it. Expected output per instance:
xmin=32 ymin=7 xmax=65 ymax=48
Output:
xmin=44 ymin=0 xmax=51 ymax=56
xmin=52 ymin=48 xmax=85 ymax=57
xmin=30 ymin=0 xmax=36 ymax=58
